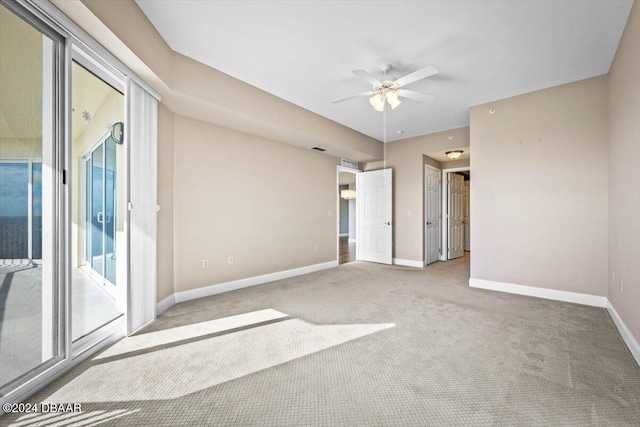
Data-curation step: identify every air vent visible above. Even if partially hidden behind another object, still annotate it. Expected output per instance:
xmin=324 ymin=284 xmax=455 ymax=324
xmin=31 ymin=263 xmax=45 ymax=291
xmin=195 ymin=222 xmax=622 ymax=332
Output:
xmin=341 ymin=158 xmax=359 ymax=170
xmin=311 ymin=147 xmax=327 ymax=152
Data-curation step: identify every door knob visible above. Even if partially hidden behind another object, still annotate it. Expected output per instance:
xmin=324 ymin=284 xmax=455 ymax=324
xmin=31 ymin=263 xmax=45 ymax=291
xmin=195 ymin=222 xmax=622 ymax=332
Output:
xmin=385 ymin=222 xmax=392 ymax=225
xmin=427 ymin=222 xmax=432 ymax=225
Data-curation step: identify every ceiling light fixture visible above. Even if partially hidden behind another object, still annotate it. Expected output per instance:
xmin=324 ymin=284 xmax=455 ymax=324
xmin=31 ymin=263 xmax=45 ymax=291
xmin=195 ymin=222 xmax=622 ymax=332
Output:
xmin=369 ymin=93 xmax=386 ymax=112
xmin=446 ymin=150 xmax=463 ymax=160
xmin=368 ymin=89 xmax=402 ymax=112
xmin=340 ymin=189 xmax=356 ymax=200
xmin=448 ymin=135 xmax=453 ymax=140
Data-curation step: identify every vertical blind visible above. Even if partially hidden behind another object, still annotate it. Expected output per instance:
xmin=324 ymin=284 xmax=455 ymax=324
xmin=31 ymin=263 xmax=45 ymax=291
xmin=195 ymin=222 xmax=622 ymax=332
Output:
xmin=126 ymin=78 xmax=158 ymax=334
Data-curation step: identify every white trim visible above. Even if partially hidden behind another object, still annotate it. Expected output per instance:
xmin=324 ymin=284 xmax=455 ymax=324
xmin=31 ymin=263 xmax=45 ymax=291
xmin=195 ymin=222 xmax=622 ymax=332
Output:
xmin=393 ymin=258 xmax=426 ymax=268
xmin=339 ymin=233 xmax=349 ymax=237
xmin=348 ymin=238 xmax=356 ymax=243
xmin=469 ymin=278 xmax=607 ymax=307
xmin=606 ymin=299 xmax=640 ymax=366
xmin=156 ymin=294 xmax=176 ymax=315
xmin=175 ymin=261 xmax=338 ymax=304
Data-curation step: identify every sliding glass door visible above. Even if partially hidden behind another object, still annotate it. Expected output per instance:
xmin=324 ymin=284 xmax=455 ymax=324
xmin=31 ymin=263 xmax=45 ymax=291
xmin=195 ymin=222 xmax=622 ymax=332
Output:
xmin=0 ymin=1 xmax=62 ymax=393
xmin=83 ymin=136 xmax=118 ymax=288
xmin=0 ymin=0 xmax=154 ymax=403
xmin=71 ymin=61 xmax=124 ymax=343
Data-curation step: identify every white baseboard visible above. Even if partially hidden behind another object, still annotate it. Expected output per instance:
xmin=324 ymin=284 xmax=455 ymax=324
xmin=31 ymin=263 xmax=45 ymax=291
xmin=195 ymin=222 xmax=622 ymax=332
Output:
xmin=156 ymin=294 xmax=176 ymax=315
xmin=174 ymin=260 xmax=338 ymax=304
xmin=469 ymin=278 xmax=607 ymax=307
xmin=393 ymin=258 xmax=426 ymax=268
xmin=606 ymin=299 xmax=640 ymax=367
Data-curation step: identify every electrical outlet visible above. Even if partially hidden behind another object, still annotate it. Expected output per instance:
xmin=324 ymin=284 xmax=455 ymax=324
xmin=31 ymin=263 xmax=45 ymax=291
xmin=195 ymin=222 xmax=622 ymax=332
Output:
xmin=227 ymin=256 xmax=234 ymax=265
xmin=407 ymin=210 xmax=412 ymax=217
xmin=315 ymin=245 xmax=319 ymax=252
xmin=328 ymin=210 xmax=332 ymax=217
xmin=202 ymin=260 xmax=209 ymax=269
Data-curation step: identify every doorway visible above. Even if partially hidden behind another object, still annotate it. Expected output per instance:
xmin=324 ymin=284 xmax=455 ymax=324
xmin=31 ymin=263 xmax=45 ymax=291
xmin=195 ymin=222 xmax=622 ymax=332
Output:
xmin=71 ymin=60 xmax=125 ymax=344
xmin=82 ymin=133 xmax=118 ymax=292
xmin=338 ymin=168 xmax=357 ymax=264
xmin=425 ymin=165 xmax=441 ymax=265
xmin=441 ymin=167 xmax=471 ymax=261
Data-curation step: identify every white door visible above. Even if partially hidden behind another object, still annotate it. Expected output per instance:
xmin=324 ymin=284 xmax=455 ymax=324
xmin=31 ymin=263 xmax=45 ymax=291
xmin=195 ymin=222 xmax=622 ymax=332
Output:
xmin=448 ymin=173 xmax=464 ymax=259
xmin=357 ymin=168 xmax=393 ymax=264
xmin=425 ymin=166 xmax=440 ymax=265
xmin=463 ymin=181 xmax=470 ymax=252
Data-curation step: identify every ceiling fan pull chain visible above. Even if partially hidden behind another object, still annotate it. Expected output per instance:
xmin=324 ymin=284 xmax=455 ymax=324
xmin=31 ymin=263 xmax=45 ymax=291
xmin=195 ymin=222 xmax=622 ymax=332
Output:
xmin=383 ymin=107 xmax=387 ymax=169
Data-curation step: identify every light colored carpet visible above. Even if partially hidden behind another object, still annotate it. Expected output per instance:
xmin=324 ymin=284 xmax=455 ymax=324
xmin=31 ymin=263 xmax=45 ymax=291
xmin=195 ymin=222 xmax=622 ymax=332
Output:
xmin=4 ymin=254 xmax=640 ymax=426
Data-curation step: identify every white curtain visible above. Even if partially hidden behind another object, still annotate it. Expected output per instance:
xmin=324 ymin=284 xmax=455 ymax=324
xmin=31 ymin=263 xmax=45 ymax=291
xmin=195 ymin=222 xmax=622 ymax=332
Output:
xmin=126 ymin=78 xmax=158 ymax=334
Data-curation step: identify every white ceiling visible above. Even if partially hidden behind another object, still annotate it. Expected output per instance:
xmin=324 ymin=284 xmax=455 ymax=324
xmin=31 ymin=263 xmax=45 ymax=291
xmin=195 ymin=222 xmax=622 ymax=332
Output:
xmin=136 ymin=0 xmax=632 ymax=143
xmin=72 ymin=62 xmax=112 ymax=139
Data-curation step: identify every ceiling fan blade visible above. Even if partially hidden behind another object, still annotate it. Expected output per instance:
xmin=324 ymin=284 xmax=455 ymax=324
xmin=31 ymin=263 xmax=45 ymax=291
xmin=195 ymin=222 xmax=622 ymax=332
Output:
xmin=397 ymin=89 xmax=436 ymax=103
xmin=395 ymin=65 xmax=439 ymax=87
xmin=351 ymin=69 xmax=382 ymax=86
xmin=332 ymin=91 xmax=375 ymax=104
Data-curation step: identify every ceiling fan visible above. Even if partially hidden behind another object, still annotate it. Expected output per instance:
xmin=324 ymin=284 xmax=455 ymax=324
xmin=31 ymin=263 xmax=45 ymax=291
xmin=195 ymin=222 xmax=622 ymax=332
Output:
xmin=333 ymin=64 xmax=438 ymax=111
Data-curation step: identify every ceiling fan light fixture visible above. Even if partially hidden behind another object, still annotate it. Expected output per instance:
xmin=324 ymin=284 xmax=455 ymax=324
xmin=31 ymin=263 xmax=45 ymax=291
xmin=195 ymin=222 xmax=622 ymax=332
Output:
xmin=369 ymin=93 xmax=385 ymax=111
xmin=386 ymin=90 xmax=401 ymax=109
xmin=446 ymin=150 xmax=464 ymax=160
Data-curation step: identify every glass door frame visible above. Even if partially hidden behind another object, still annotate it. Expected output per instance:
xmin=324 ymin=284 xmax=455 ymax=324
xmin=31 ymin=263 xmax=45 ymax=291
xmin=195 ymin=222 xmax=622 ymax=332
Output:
xmin=80 ymin=131 xmax=120 ymax=296
xmin=0 ymin=0 xmax=65 ymax=401
xmin=69 ymin=45 xmax=127 ymax=356
xmin=0 ymin=0 xmax=129 ymax=405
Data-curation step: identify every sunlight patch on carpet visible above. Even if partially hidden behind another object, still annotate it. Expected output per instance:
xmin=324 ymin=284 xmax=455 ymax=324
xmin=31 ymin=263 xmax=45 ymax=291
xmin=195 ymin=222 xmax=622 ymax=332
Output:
xmin=44 ymin=313 xmax=395 ymax=403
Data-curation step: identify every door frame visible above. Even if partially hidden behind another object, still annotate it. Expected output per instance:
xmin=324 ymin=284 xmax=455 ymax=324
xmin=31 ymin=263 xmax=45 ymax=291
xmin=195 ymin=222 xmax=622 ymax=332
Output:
xmin=440 ymin=166 xmax=470 ymax=261
xmin=424 ymin=164 xmax=441 ymax=265
xmin=336 ymin=165 xmax=361 ymax=263
xmin=70 ymin=47 xmax=127 ymax=353
xmin=79 ymin=130 xmax=119 ymax=292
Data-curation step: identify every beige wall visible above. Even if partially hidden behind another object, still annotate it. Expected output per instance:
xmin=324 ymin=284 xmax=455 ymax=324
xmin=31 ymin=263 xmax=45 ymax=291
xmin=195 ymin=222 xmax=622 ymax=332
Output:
xmin=173 ymin=115 xmax=339 ymax=293
xmin=608 ymin=1 xmax=640 ymax=343
xmin=423 ymin=155 xmax=441 ymax=170
xmin=385 ymin=127 xmax=470 ymax=262
xmin=443 ymin=158 xmax=470 ymax=169
xmin=470 ymin=75 xmax=609 ymax=296
xmin=157 ymin=103 xmax=174 ymax=302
